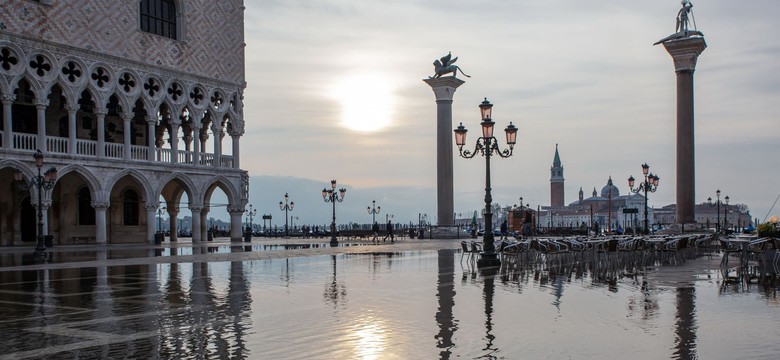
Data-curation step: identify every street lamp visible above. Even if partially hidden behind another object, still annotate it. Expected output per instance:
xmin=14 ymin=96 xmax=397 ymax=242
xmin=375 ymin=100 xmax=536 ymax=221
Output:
xmin=279 ymin=193 xmax=294 ymax=237
xmin=367 ymin=200 xmax=381 ymax=224
xmin=322 ymin=180 xmax=346 ymax=246
xmin=14 ymin=150 xmax=58 ymax=252
xmin=245 ymin=204 xmax=257 ymax=235
xmin=156 ymin=202 xmax=167 ymax=234
xmin=628 ymin=163 xmax=660 ymax=234
xmin=707 ymin=190 xmax=728 ymax=234
xmin=454 ymin=98 xmax=517 ymax=269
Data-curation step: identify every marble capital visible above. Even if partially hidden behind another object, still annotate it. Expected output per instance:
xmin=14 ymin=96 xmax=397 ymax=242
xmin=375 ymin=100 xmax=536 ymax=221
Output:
xmin=423 ymin=77 xmax=466 ymax=102
xmin=662 ymin=36 xmax=707 ymax=72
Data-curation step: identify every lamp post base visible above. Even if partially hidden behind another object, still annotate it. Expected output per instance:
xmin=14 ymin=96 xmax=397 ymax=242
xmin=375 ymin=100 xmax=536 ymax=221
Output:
xmin=477 ymin=252 xmax=501 ymax=269
xmin=330 ymin=238 xmax=339 ymax=247
xmin=35 ymin=236 xmax=46 ymax=252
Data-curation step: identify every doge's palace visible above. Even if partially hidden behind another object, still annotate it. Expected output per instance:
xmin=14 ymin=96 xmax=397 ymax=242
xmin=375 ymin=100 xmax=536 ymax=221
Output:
xmin=0 ymin=0 xmax=250 ymax=245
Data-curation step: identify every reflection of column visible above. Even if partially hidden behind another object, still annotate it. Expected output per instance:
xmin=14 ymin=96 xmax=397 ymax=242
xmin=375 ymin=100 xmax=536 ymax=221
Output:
xmin=661 ymin=37 xmax=706 ymax=224
xmin=423 ymin=77 xmax=465 ymax=227
xmin=435 ymin=249 xmax=457 ymax=358
xmin=227 ymin=258 xmax=250 ymax=358
xmin=673 ymin=287 xmax=697 ymax=359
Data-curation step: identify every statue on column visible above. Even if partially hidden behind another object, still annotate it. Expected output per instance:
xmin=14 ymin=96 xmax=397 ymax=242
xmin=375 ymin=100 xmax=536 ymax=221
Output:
xmin=429 ymin=52 xmax=471 ymax=79
xmin=655 ymin=0 xmax=703 ymax=45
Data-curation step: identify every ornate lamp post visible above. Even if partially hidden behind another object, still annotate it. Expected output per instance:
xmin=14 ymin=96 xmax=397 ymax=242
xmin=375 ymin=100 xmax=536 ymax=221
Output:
xmin=707 ymin=190 xmax=728 ymax=234
xmin=628 ymin=163 xmax=660 ymax=234
xmin=367 ymin=200 xmax=380 ymax=224
xmin=156 ymin=202 xmax=167 ymax=234
xmin=322 ymin=180 xmax=346 ymax=246
xmin=454 ymin=98 xmax=518 ymax=268
xmin=246 ymin=204 xmax=257 ymax=233
xmin=14 ymin=150 xmax=58 ymax=252
xmin=279 ymin=193 xmax=294 ymax=237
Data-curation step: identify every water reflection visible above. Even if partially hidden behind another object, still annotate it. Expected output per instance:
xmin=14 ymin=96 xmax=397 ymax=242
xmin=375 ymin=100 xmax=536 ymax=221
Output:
xmin=3 ymin=248 xmax=780 ymax=358
xmin=673 ymin=287 xmax=697 ymax=360
xmin=324 ymin=255 xmax=347 ymax=307
xmin=480 ymin=269 xmax=498 ymax=359
xmin=435 ymin=249 xmax=456 ymax=359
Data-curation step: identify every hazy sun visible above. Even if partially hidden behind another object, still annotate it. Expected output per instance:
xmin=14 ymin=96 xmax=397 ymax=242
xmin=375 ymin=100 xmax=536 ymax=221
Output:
xmin=331 ymin=73 xmax=394 ymax=132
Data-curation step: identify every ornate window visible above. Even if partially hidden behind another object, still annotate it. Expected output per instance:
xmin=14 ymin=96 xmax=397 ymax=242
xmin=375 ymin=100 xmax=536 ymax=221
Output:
xmin=140 ymin=0 xmax=177 ymax=40
xmin=123 ymin=189 xmax=140 ymax=226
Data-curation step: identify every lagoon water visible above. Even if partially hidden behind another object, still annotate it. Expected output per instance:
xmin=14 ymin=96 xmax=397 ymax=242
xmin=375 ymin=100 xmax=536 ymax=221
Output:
xmin=1 ymin=242 xmax=779 ymax=359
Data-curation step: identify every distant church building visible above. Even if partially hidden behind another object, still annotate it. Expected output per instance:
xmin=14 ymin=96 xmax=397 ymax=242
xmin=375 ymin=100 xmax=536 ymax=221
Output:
xmin=550 ymin=144 xmax=564 ymax=208
xmin=1 ymin=1 xmax=249 ymax=246
xmin=541 ymin=145 xmax=753 ymax=232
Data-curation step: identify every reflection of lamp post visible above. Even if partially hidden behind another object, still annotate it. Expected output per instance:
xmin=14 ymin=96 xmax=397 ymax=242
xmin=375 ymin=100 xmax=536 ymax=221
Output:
xmin=454 ymin=98 xmax=518 ymax=269
xmin=279 ymin=193 xmax=294 ymax=237
xmin=322 ymin=180 xmax=346 ymax=246
xmin=628 ymin=163 xmax=660 ymax=234
xmin=707 ymin=190 xmax=728 ymax=234
xmin=367 ymin=200 xmax=380 ymax=224
xmin=14 ymin=150 xmax=58 ymax=252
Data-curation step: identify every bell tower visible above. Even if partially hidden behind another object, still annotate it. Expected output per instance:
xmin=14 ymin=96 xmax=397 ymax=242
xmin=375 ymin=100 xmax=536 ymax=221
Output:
xmin=550 ymin=144 xmax=564 ymax=207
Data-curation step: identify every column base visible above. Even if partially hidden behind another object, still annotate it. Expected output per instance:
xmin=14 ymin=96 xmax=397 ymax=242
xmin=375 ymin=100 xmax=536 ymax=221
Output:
xmin=330 ymin=238 xmax=339 ymax=247
xmin=430 ymin=226 xmax=461 ymax=239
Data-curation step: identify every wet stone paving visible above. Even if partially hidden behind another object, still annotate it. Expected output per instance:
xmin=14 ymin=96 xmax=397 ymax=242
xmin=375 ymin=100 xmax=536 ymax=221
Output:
xmin=1 ymin=236 xmax=780 ymax=359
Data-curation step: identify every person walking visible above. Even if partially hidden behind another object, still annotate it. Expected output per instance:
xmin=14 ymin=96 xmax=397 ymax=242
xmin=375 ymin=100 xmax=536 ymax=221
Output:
xmin=372 ymin=221 xmax=380 ymax=243
xmin=385 ymin=220 xmax=394 ymax=242
xmin=500 ymin=220 xmax=508 ymax=240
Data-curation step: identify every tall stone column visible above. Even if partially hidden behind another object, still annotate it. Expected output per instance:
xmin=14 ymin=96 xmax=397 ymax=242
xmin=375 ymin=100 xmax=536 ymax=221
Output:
xmin=228 ymin=206 xmax=244 ymax=242
xmin=66 ymin=105 xmax=78 ymax=155
xmin=662 ymin=37 xmax=706 ymax=225
xmin=423 ymin=77 xmax=465 ymax=229
xmin=2 ymin=95 xmax=15 ymax=149
xmin=34 ymin=99 xmax=48 ymax=152
xmin=96 ymin=109 xmax=106 ymax=158
xmin=93 ymin=201 xmax=109 ymax=244
xmin=145 ymin=203 xmax=157 ymax=244
xmin=190 ymin=206 xmax=203 ymax=242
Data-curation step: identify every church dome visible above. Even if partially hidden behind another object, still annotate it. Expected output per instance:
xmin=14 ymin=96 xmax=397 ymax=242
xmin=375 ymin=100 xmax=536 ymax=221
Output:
xmin=600 ymin=177 xmax=620 ymax=198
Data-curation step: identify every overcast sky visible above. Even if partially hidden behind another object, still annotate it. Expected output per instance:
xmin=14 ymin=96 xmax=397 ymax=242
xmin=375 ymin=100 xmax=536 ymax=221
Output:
xmin=226 ymin=0 xmax=780 ymax=227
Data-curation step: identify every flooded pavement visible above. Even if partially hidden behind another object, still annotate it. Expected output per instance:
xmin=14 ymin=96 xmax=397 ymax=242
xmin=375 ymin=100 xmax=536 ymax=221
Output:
xmin=0 ymin=237 xmax=779 ymax=359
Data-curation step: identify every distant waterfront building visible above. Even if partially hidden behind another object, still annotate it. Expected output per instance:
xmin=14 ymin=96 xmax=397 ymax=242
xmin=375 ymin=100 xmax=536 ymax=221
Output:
xmin=538 ymin=144 xmax=752 ymax=232
xmin=0 ymin=1 xmax=249 ymax=245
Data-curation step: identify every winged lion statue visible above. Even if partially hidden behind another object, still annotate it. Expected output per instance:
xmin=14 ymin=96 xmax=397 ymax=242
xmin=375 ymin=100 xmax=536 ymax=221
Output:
xmin=429 ymin=52 xmax=471 ymax=79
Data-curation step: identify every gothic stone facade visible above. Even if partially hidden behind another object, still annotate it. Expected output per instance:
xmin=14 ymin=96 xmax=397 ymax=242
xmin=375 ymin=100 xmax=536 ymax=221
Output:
xmin=0 ymin=0 xmax=249 ymax=245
